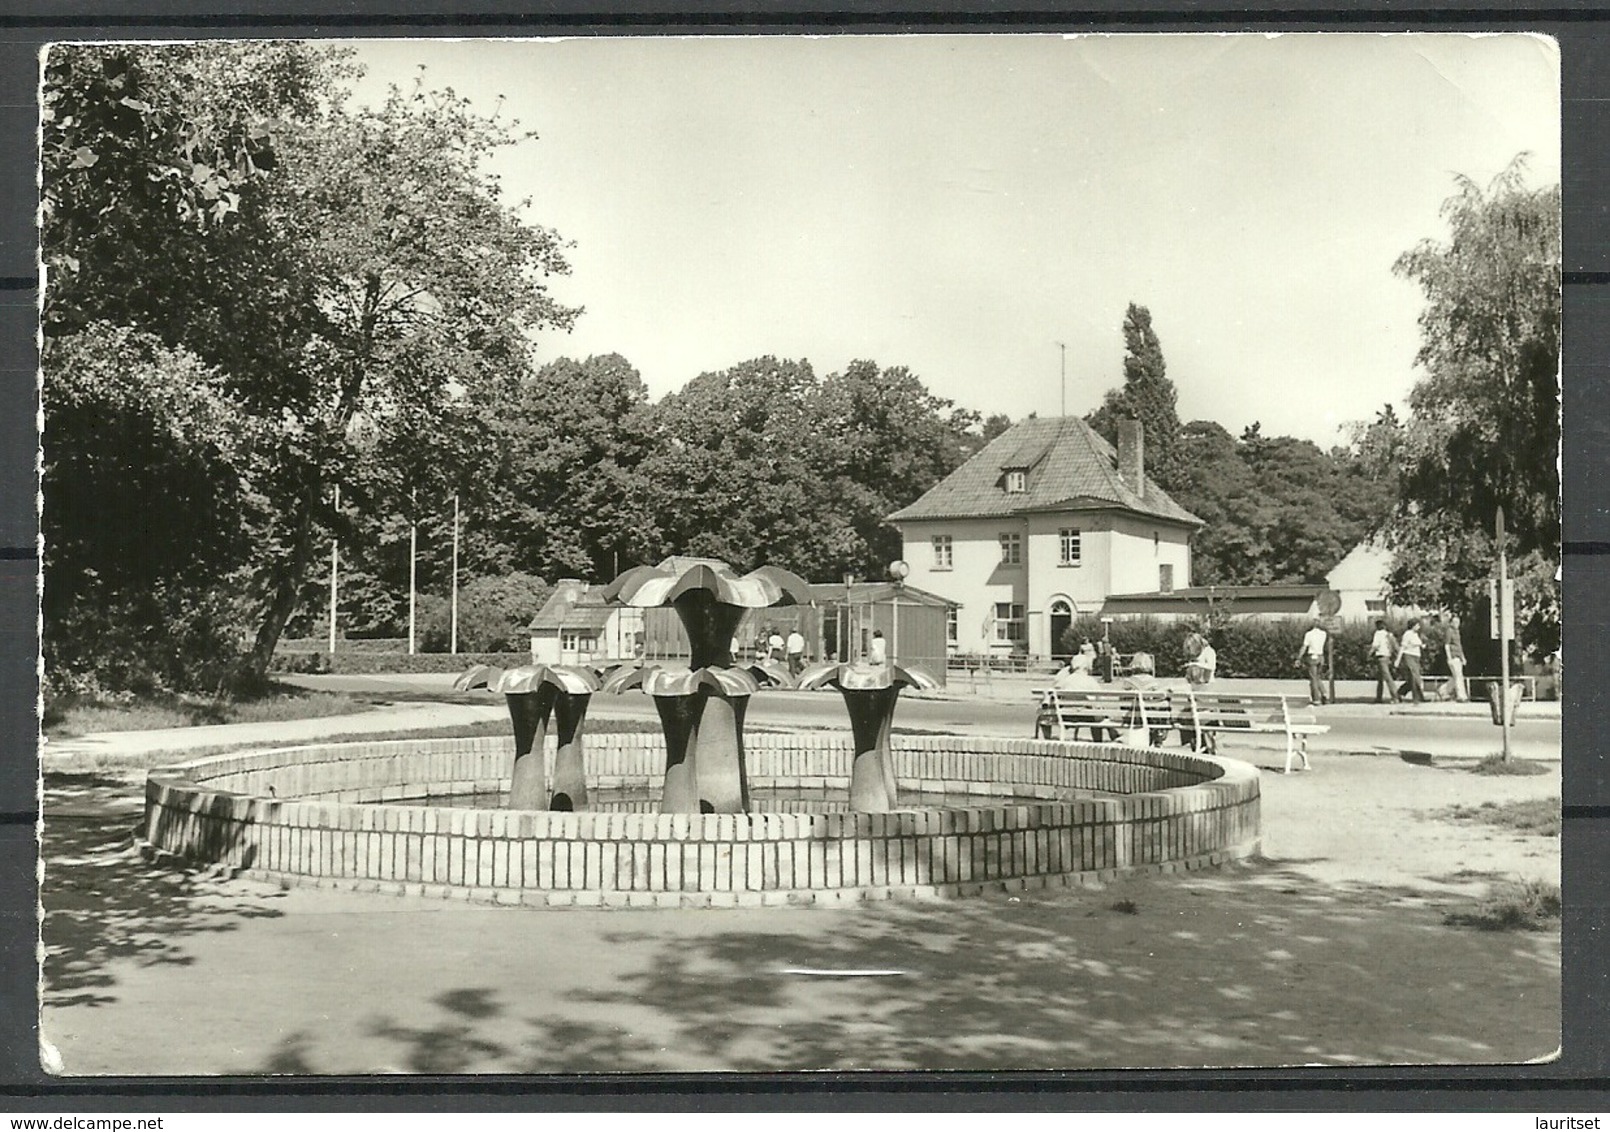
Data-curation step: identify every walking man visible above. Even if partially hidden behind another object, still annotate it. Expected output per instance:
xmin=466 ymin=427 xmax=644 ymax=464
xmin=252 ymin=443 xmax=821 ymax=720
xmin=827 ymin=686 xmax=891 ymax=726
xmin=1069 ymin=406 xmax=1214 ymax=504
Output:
xmin=1444 ymin=614 xmax=1469 ymax=702
xmin=1399 ymin=617 xmax=1428 ymax=704
xmin=1294 ymin=619 xmax=1329 ymax=705
xmin=1370 ymin=618 xmax=1401 ymax=704
xmin=785 ymin=626 xmax=807 ymax=677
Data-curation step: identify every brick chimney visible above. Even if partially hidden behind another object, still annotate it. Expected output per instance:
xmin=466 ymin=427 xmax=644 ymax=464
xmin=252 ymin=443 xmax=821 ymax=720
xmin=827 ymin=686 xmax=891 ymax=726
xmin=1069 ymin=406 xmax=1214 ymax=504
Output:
xmin=1117 ymin=419 xmax=1145 ymax=498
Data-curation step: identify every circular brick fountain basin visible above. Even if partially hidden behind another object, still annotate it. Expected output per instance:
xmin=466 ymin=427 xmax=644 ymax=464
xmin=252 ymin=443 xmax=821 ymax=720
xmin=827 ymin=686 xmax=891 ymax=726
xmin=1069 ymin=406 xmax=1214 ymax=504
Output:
xmin=143 ymin=732 xmax=1261 ymax=906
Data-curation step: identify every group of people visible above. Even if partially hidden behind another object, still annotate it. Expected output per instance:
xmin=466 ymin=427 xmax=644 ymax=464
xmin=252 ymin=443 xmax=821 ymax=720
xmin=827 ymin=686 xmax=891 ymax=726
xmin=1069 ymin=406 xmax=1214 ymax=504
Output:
xmin=1294 ymin=614 xmax=1469 ymax=706
xmin=1047 ymin=635 xmax=1218 ymax=749
xmin=1368 ymin=614 xmax=1467 ymax=705
xmin=1050 ymin=630 xmax=1217 ymax=691
xmin=743 ymin=626 xmax=891 ymax=674
xmin=748 ymin=626 xmax=809 ymax=676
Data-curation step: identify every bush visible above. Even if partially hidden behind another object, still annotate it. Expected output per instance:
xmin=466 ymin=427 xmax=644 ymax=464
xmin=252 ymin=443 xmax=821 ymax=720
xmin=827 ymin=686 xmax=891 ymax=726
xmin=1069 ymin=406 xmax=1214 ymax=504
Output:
xmin=418 ymin=572 xmax=553 ymax=653
xmin=269 ymin=650 xmax=533 ymax=676
xmin=1444 ymin=880 xmax=1561 ymax=931
xmin=1057 ymin=613 xmax=1417 ymax=680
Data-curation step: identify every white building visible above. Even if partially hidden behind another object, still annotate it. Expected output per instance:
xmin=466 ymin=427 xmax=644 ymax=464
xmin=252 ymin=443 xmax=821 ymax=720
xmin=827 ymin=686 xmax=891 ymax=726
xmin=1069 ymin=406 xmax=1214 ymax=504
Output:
xmin=887 ymin=416 xmax=1201 ymax=658
xmin=1324 ymin=538 xmax=1419 ymax=620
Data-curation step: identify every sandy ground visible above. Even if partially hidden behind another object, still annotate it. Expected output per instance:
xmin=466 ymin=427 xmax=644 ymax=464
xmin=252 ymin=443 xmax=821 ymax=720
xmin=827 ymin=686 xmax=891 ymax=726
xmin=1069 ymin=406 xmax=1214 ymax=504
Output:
xmin=38 ymin=750 xmax=1559 ymax=1076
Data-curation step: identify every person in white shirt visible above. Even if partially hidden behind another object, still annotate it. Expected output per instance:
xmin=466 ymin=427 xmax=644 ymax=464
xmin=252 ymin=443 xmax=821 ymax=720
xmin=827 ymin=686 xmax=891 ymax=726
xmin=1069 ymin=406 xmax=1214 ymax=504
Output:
xmin=1398 ymin=618 xmax=1427 ymax=704
xmin=1369 ymin=619 xmax=1401 ymax=704
xmin=1184 ymin=630 xmax=1216 ymax=688
xmin=1294 ymin=620 xmax=1330 ymax=705
xmin=867 ymin=629 xmax=887 ymax=666
xmin=785 ymin=628 xmax=807 ymax=676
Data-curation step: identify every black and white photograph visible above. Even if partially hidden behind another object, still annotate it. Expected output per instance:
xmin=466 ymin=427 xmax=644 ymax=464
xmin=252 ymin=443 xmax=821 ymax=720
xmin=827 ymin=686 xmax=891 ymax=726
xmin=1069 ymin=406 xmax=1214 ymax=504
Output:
xmin=36 ymin=32 xmax=1562 ymax=1075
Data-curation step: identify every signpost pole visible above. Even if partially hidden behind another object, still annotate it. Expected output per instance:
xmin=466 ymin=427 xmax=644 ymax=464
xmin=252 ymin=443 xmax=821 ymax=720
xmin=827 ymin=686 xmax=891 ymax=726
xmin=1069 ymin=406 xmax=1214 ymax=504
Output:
xmin=1497 ymin=506 xmax=1512 ymax=762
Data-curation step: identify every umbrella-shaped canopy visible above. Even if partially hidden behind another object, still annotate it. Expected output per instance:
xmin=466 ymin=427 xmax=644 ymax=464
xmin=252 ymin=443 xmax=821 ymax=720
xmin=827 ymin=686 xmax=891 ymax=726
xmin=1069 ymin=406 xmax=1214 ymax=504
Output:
xmin=602 ymin=663 xmax=761 ymax=698
xmin=601 ymin=556 xmax=814 ymax=610
xmin=797 ymin=661 xmax=941 ymax=693
xmin=455 ymin=663 xmax=601 ymax=696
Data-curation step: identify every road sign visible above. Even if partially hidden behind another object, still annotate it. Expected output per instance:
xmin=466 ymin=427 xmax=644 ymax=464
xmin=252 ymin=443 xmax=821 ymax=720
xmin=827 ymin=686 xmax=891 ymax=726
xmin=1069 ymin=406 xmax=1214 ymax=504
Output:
xmin=1316 ymin=589 xmax=1342 ymax=617
xmin=1489 ymin=577 xmax=1515 ymax=640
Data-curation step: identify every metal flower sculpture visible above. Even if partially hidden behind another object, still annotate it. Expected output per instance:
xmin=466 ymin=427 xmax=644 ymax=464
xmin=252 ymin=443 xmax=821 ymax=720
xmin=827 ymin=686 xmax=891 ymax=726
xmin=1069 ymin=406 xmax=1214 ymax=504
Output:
xmin=601 ymin=556 xmax=814 ymax=814
xmin=797 ymin=661 xmax=941 ymax=813
xmin=455 ymin=663 xmax=602 ymax=811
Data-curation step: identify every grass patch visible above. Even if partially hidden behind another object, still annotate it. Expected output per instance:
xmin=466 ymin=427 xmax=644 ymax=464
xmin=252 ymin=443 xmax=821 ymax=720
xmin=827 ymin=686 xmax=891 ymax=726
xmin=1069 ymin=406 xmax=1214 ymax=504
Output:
xmin=1470 ymin=753 xmax=1551 ymax=777
xmin=1110 ymin=899 xmax=1139 ymax=915
xmin=43 ymin=686 xmax=376 ymax=737
xmin=1437 ymin=797 xmax=1560 ymax=838
xmin=1444 ymin=879 xmax=1561 ymax=931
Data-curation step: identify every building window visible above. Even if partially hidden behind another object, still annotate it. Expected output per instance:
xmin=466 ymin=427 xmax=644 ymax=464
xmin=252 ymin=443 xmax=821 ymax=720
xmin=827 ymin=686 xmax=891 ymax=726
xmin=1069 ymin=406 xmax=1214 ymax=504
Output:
xmin=945 ymin=607 xmax=958 ymax=643
xmin=561 ymin=631 xmax=596 ymax=653
xmin=1005 ymin=469 xmax=1027 ymax=494
xmin=932 ymin=535 xmax=953 ymax=570
xmin=994 ymin=602 xmax=1025 ymax=642
xmin=1059 ymin=528 xmax=1082 ymax=566
xmin=1159 ymin=564 xmax=1174 ymax=594
xmin=999 ymin=532 xmax=1022 ymax=566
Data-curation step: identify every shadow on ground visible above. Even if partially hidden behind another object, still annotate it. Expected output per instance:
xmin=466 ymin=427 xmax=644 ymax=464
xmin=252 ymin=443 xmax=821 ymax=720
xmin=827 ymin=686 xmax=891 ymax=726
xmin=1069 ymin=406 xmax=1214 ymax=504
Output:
xmin=41 ymin=772 xmax=288 ymax=1009
xmin=296 ymin=860 xmax=1559 ymax=1074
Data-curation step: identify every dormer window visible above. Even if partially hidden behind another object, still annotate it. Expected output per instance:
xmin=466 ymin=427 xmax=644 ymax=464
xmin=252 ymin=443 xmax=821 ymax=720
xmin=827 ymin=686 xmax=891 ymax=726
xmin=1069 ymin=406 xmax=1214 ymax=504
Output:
xmin=1005 ymin=469 xmax=1027 ymax=494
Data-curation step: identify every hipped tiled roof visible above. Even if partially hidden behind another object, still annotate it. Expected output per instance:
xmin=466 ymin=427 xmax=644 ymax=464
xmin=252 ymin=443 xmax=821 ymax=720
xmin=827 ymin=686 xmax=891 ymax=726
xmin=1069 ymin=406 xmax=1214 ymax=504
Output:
xmin=528 ymin=582 xmax=615 ymax=631
xmin=886 ymin=416 xmax=1202 ymax=527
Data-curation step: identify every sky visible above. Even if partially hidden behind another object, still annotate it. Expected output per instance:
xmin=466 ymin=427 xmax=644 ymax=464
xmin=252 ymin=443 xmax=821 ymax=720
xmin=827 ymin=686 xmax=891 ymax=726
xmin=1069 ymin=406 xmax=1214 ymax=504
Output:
xmin=347 ymin=34 xmax=1559 ymax=446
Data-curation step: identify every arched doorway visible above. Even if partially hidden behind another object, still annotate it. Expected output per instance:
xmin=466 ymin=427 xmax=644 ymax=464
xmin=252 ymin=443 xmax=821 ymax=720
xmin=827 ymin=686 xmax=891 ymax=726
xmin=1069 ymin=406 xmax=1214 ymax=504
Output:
xmin=1049 ymin=597 xmax=1075 ymax=660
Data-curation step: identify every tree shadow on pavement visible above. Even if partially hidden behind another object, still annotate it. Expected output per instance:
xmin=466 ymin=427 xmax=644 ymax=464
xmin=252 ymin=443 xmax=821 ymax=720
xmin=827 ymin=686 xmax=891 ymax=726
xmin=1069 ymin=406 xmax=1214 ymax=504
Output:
xmin=40 ymin=772 xmax=287 ymax=1009
xmin=522 ymin=863 xmax=1559 ymax=1073
xmin=326 ymin=857 xmax=1560 ymax=1075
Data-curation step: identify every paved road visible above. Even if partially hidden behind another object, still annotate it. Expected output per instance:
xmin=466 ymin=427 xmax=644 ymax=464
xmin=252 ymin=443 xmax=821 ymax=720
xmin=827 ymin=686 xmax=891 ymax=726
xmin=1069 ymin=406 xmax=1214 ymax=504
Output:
xmin=274 ymin=671 xmax=1561 ymax=763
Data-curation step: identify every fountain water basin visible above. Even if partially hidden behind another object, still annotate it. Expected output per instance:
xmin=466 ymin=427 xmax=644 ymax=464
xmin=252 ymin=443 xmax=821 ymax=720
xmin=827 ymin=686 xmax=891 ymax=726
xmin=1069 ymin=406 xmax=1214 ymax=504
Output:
xmin=142 ymin=729 xmax=1262 ymax=906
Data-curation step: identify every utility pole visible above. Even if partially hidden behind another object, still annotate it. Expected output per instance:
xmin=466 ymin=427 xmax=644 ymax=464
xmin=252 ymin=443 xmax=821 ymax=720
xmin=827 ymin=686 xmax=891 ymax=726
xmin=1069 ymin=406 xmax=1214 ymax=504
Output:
xmin=408 ymin=487 xmax=418 ymax=656
xmin=449 ymin=492 xmax=460 ymax=655
xmin=1056 ymin=341 xmax=1067 ymax=418
xmin=328 ymin=484 xmax=340 ymax=654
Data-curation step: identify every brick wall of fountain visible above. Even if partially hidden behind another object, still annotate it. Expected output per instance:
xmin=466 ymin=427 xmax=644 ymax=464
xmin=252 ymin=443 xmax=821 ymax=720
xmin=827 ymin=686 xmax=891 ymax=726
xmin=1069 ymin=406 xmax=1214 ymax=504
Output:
xmin=143 ymin=733 xmax=1262 ymax=906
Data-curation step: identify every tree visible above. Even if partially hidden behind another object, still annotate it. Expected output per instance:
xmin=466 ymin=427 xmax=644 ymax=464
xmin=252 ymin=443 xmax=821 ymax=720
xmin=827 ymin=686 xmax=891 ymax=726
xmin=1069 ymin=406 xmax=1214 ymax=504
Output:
xmin=636 ymin=356 xmax=976 ymax=581
xmin=638 ymin=357 xmax=832 ymax=576
xmin=42 ymin=44 xmax=579 ymax=690
xmin=1384 ymin=157 xmax=1561 ymax=650
xmin=479 ymin=354 xmax=661 ymax=581
xmin=813 ymin=360 xmax=975 ymax=576
xmin=1170 ymin=420 xmax=1392 ymax=587
xmin=1087 ymin=303 xmax=1185 ymax=491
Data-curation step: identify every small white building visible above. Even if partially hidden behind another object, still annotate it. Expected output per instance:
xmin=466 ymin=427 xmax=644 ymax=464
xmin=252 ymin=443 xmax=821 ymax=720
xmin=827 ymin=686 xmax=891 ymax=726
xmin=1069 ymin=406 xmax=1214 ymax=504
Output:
xmin=1325 ymin=538 xmax=1418 ymax=620
xmin=528 ymin=580 xmax=643 ymax=666
xmin=887 ymin=416 xmax=1202 ymax=658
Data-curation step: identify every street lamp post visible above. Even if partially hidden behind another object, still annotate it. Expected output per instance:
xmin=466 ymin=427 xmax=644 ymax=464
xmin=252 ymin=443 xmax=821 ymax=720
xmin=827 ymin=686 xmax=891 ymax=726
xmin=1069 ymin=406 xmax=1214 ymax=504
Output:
xmin=887 ymin=560 xmax=909 ymax=668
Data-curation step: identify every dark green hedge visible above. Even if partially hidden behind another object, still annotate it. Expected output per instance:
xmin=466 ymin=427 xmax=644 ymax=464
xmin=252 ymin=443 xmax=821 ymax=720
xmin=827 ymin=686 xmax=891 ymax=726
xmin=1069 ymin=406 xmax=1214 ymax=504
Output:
xmin=1058 ymin=614 xmax=1448 ymax=681
xmin=271 ymin=650 xmax=532 ymax=676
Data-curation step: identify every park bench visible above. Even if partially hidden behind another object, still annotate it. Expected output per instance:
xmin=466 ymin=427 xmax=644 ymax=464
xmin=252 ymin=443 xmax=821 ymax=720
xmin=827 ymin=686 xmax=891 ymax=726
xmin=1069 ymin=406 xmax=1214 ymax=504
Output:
xmin=1032 ymin=687 xmax=1329 ymax=774
xmin=1172 ymin=691 xmax=1327 ymax=774
xmin=1033 ymin=687 xmax=1177 ymax=745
